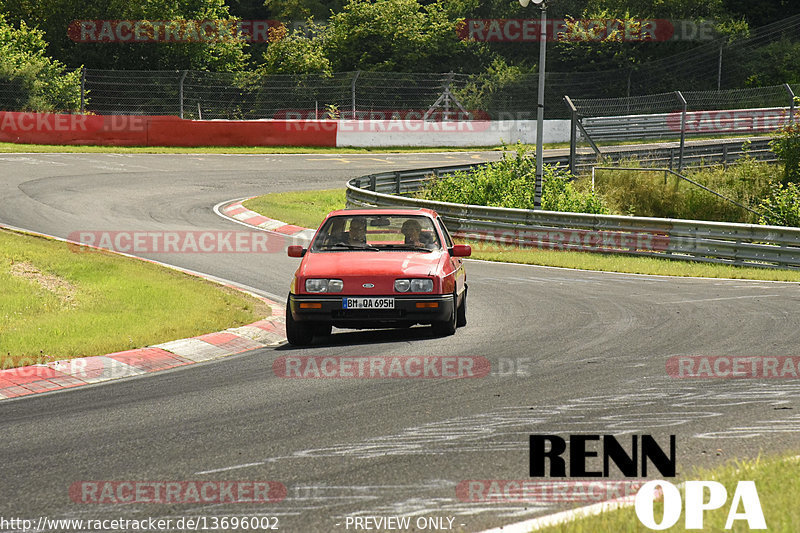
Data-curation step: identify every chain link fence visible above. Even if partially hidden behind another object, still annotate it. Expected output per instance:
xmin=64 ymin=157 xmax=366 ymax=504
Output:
xmin=78 ymin=69 xmax=477 ymax=120
xmin=70 ymin=70 xmax=800 ymax=124
xmin=2 ymin=13 xmax=800 ymax=118
xmin=570 ymin=84 xmax=798 ymax=118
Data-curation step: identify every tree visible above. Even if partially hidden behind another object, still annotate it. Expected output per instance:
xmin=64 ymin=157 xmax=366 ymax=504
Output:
xmin=0 ymin=0 xmax=250 ymax=71
xmin=320 ymin=0 xmax=485 ymax=72
xmin=258 ymin=24 xmax=331 ymax=75
xmin=263 ymin=0 xmax=345 ymax=21
xmin=0 ymin=13 xmax=81 ymax=112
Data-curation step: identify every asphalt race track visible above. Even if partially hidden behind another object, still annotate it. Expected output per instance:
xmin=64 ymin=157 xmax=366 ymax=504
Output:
xmin=2 ymin=152 xmax=800 ymax=532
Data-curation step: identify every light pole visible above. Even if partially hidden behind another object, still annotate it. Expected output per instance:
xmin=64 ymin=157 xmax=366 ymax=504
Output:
xmin=520 ymin=0 xmax=546 ymax=209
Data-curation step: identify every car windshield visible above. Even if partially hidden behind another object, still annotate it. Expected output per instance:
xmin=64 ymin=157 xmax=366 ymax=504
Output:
xmin=311 ymin=215 xmax=441 ymax=252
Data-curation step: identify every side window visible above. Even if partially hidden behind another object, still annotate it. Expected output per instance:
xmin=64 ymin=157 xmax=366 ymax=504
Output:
xmin=437 ymin=217 xmax=454 ymax=248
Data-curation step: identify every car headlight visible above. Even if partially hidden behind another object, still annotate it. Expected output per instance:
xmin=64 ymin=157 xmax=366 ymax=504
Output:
xmin=305 ymin=279 xmax=343 ymax=293
xmin=410 ymin=279 xmax=433 ymax=292
xmin=395 ymin=279 xmax=433 ymax=292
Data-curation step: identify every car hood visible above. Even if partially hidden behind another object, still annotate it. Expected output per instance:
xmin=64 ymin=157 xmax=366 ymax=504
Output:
xmin=299 ymin=250 xmax=443 ymax=278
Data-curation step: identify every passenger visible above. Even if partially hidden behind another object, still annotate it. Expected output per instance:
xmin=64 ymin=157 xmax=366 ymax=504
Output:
xmin=324 ymin=218 xmax=347 ymax=246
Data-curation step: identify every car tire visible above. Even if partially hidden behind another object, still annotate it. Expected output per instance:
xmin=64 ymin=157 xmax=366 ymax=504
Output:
xmin=456 ymin=287 xmax=467 ymax=327
xmin=286 ymin=297 xmax=314 ymax=346
xmin=313 ymin=323 xmax=332 ymax=338
xmin=432 ymin=291 xmax=457 ymax=336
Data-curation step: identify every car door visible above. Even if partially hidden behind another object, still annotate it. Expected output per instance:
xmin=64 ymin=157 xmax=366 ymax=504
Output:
xmin=436 ymin=216 xmax=465 ymax=298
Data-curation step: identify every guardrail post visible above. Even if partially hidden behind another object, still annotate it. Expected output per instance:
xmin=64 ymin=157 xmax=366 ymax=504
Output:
xmin=675 ymin=91 xmax=687 ymax=172
xmin=351 ymin=70 xmax=360 ymax=120
xmin=179 ymin=70 xmax=188 ymax=119
xmin=80 ymin=67 xmax=86 ymax=114
xmin=564 ymin=95 xmax=578 ymax=175
xmin=722 ymin=144 xmax=728 ymax=168
xmin=785 ymin=83 xmax=795 ymax=124
xmin=395 ymin=172 xmax=402 ymax=194
xmin=370 ymin=174 xmax=376 ymax=191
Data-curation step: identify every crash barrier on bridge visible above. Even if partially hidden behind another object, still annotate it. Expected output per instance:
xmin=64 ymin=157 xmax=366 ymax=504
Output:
xmin=581 ymin=107 xmax=791 ymax=142
xmin=0 ymin=112 xmax=338 ymax=147
xmin=344 ymin=157 xmax=800 ymax=270
xmin=567 ymin=85 xmax=797 ymax=142
xmin=550 ymin=137 xmax=774 ymax=175
xmin=563 ymin=85 xmax=796 ymax=172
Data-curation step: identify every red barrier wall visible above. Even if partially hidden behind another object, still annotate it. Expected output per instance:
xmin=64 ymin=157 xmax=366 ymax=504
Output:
xmin=0 ymin=113 xmax=338 ymax=147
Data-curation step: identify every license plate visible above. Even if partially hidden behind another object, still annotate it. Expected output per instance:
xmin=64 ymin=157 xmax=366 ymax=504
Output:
xmin=343 ymin=297 xmax=395 ymax=309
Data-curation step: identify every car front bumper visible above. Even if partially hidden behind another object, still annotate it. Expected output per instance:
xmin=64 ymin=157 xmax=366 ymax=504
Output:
xmin=288 ymin=293 xmax=454 ymax=328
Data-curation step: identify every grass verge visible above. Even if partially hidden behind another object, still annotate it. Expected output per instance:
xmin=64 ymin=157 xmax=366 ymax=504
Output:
xmin=0 ymin=228 xmax=270 ymax=368
xmin=243 ymin=190 xmax=347 ymax=230
xmin=242 ymin=189 xmax=800 ymax=282
xmin=535 ymin=454 xmax=800 ymax=532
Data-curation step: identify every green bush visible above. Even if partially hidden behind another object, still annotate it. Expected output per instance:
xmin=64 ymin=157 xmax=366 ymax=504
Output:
xmin=417 ymin=144 xmax=608 ymax=214
xmin=0 ymin=14 xmax=81 ymax=112
xmin=587 ymin=155 xmax=778 ymax=223
xmin=758 ymin=182 xmax=800 ymax=227
xmin=770 ymin=106 xmax=800 ymax=185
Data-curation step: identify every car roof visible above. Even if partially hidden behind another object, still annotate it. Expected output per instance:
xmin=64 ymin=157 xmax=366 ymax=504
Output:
xmin=324 ymin=208 xmax=438 ymax=219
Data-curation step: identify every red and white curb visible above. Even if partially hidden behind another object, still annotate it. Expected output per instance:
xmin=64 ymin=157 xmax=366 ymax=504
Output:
xmin=219 ymin=199 xmax=315 ymax=243
xmin=0 ymin=223 xmax=288 ymax=402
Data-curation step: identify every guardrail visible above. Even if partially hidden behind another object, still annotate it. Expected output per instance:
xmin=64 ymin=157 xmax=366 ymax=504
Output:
xmin=581 ymin=107 xmax=792 ymax=142
xmin=346 ymin=156 xmax=800 ymax=270
xmin=561 ymin=137 xmax=775 ymax=174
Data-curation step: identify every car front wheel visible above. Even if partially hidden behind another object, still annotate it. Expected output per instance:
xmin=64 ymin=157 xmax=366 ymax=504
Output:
xmin=432 ymin=291 xmax=457 ymax=336
xmin=286 ymin=296 xmax=314 ymax=346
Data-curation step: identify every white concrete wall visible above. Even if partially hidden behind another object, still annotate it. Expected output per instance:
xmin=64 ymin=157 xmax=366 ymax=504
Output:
xmin=335 ymin=119 xmax=570 ymax=147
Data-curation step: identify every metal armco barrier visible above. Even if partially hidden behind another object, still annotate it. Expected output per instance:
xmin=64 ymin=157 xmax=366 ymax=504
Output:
xmin=345 ymin=153 xmax=800 ymax=270
xmin=560 ymin=137 xmax=775 ymax=175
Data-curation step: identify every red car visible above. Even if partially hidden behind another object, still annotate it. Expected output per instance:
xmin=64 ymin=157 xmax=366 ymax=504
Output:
xmin=285 ymin=208 xmax=470 ymax=346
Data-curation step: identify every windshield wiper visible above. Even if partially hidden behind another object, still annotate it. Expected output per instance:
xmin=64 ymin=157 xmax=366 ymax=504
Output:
xmin=326 ymin=243 xmax=380 ymax=251
xmin=387 ymin=245 xmax=434 ymax=252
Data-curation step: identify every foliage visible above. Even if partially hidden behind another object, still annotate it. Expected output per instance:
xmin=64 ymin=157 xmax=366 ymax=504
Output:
xmin=257 ymin=24 xmax=331 ymax=76
xmin=0 ymin=0 xmax=249 ymax=71
xmin=263 ymin=0 xmax=345 ymax=20
xmin=758 ymin=182 xmax=800 ymax=227
xmin=323 ymin=103 xmax=340 ymax=119
xmin=417 ymin=144 xmax=608 ymax=214
xmin=320 ymin=0 xmax=484 ymax=72
xmin=588 ymin=155 xmax=778 ymax=223
xmin=454 ymin=58 xmax=531 ymax=116
xmin=769 ymin=104 xmax=800 ymax=185
xmin=0 ymin=14 xmax=81 ymax=112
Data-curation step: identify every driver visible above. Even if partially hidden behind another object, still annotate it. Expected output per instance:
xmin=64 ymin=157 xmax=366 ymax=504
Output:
xmin=348 ymin=218 xmax=367 ymax=244
xmin=401 ymin=219 xmax=431 ymax=248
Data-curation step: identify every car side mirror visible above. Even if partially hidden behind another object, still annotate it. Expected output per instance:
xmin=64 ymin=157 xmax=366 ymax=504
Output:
xmin=287 ymin=245 xmax=306 ymax=257
xmin=451 ymin=244 xmax=471 ymax=257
